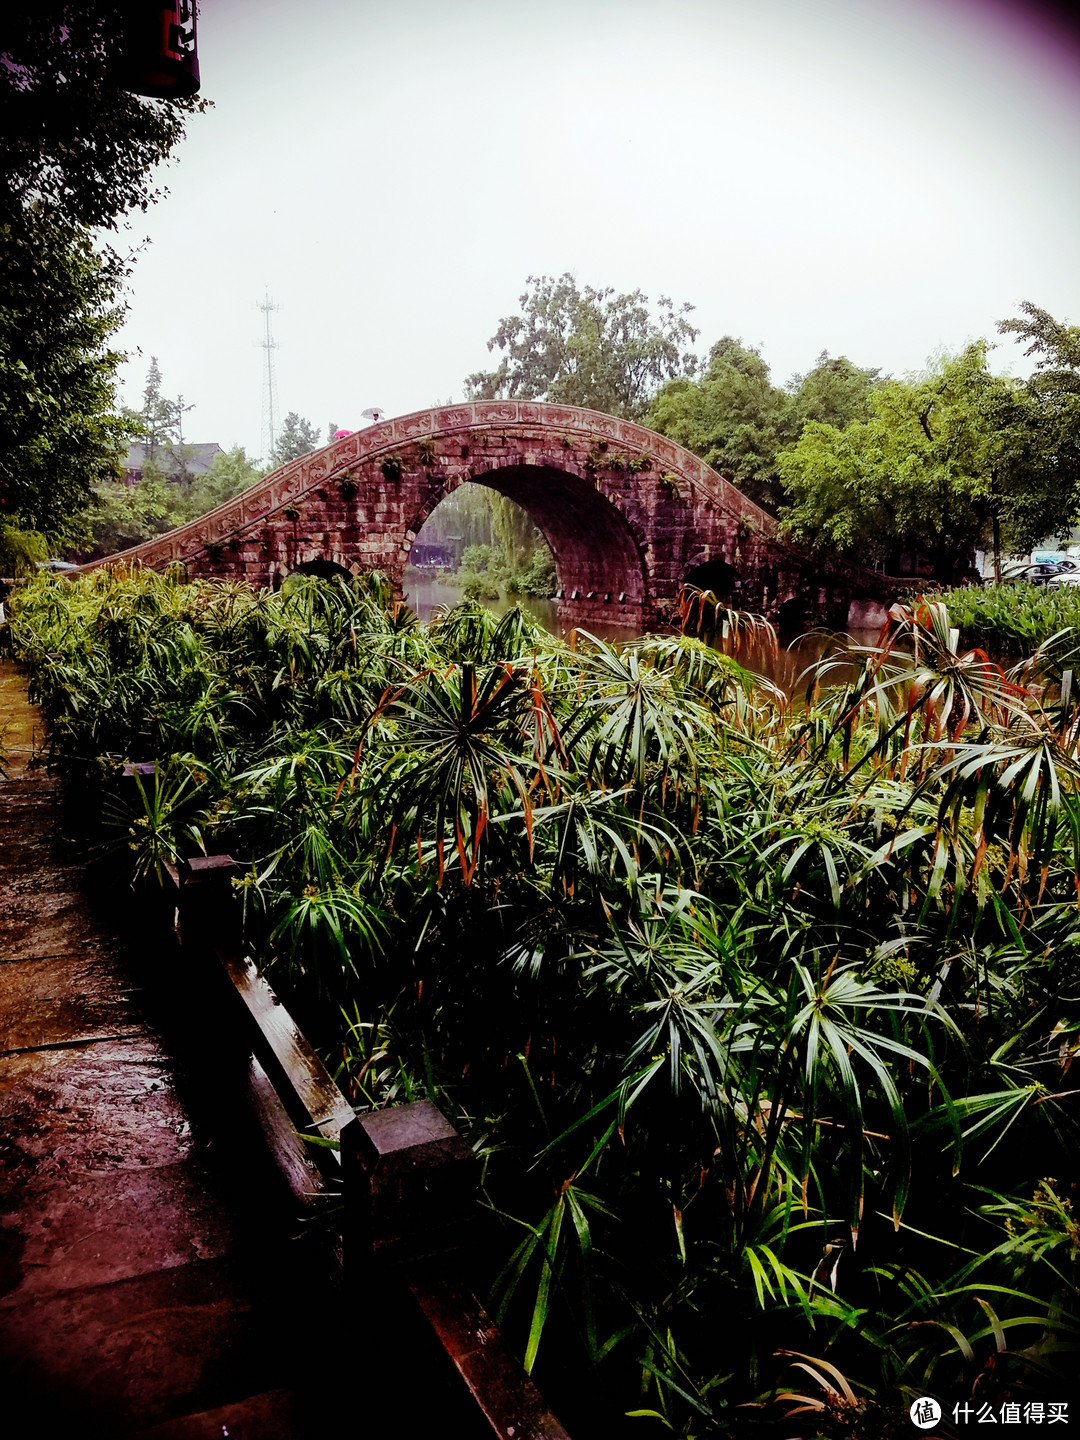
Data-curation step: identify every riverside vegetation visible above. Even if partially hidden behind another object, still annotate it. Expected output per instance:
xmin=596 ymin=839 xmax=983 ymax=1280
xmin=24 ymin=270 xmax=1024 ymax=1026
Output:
xmin=4 ymin=569 xmax=1080 ymax=1435
xmin=939 ymin=582 xmax=1080 ymax=659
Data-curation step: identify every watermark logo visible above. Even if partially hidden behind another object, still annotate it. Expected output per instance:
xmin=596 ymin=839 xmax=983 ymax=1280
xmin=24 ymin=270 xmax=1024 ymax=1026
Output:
xmin=910 ymin=1398 xmax=942 ymax=1429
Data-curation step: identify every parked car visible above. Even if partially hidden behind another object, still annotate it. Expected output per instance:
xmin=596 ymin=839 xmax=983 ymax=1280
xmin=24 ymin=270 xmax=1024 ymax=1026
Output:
xmin=1000 ymin=560 xmax=1078 ymax=586
xmin=1046 ymin=570 xmax=1080 ymax=589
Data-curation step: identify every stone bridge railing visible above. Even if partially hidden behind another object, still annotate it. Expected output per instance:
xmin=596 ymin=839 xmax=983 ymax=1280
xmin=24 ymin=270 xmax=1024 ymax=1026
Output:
xmin=80 ymin=402 xmax=779 ymax=573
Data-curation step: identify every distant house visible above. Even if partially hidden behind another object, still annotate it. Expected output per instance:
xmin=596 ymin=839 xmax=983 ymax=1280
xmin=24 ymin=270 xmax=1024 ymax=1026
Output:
xmin=123 ymin=442 xmax=223 ymax=484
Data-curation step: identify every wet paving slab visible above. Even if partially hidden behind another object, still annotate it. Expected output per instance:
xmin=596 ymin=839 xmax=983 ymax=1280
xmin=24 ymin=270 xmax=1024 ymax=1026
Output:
xmin=0 ymin=1042 xmax=233 ymax=1309
xmin=0 ymin=950 xmax=149 ymax=1051
xmin=0 ymin=1037 xmax=192 ymax=1179
xmin=0 ymin=664 xmax=337 ymax=1437
xmin=0 ymin=1254 xmax=272 ymax=1434
xmin=0 ymin=811 xmax=76 ymax=877
xmin=0 ymin=770 xmax=54 ymax=792
xmin=1 ymin=896 xmax=122 ymax=966
xmin=1 ymin=1149 xmax=235 ymax=1304
xmin=131 ymin=1386 xmax=301 ymax=1439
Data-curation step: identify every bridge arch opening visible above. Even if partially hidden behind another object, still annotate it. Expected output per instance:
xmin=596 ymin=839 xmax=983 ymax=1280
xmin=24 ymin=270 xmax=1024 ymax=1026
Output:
xmin=407 ymin=483 xmax=550 ymax=576
xmin=777 ymin=595 xmax=808 ymax=633
xmin=407 ymin=464 xmax=647 ymax=627
xmin=479 ymin=463 xmax=646 ymax=613
xmin=290 ymin=558 xmax=353 ymax=582
xmin=685 ymin=559 xmax=737 ymax=598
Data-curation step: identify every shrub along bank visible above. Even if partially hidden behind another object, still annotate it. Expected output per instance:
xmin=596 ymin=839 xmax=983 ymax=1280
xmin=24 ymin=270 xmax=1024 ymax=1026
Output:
xmin=4 ymin=569 xmax=1080 ymax=1435
xmin=939 ymin=580 xmax=1080 ymax=657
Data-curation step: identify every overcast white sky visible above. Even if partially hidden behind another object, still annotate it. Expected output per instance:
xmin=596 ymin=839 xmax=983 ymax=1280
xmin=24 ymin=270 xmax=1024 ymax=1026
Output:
xmin=113 ymin=0 xmax=1080 ymax=459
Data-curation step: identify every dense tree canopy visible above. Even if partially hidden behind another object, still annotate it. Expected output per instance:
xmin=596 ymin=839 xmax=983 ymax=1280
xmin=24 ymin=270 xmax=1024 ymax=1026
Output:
xmin=645 ymin=337 xmax=789 ymax=508
xmin=0 ymin=219 xmax=130 ymax=538
xmin=646 ymin=342 xmax=880 ymax=510
xmin=83 ymin=444 xmax=265 ymax=561
xmin=1 ymin=3 xmax=202 ymax=232
xmin=777 ymin=343 xmax=1071 ymax=582
xmin=191 ymin=446 xmax=265 ymax=514
xmin=789 ymin=350 xmax=882 ymax=428
xmin=0 ymin=3 xmax=203 ymax=545
xmin=464 ymin=274 xmax=699 ymax=420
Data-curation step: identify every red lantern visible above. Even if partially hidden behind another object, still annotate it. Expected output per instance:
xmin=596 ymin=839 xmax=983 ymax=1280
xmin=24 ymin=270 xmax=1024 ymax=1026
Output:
xmin=119 ymin=1 xmax=200 ymax=99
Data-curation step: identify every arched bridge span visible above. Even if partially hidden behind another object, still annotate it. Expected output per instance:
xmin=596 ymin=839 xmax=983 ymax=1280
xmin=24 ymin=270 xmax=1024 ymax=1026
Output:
xmin=89 ymin=402 xmax=895 ymax=628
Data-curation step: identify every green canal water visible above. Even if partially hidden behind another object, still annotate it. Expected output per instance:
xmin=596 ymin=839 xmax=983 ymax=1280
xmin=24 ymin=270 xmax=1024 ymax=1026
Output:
xmin=403 ymin=569 xmax=881 ymax=698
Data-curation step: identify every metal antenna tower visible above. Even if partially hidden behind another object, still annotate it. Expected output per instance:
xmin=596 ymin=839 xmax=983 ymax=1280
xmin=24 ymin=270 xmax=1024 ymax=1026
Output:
xmin=256 ymin=289 xmax=281 ymax=462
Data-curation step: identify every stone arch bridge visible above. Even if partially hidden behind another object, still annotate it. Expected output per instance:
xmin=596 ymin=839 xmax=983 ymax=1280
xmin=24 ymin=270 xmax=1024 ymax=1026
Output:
xmin=92 ymin=401 xmax=902 ymax=630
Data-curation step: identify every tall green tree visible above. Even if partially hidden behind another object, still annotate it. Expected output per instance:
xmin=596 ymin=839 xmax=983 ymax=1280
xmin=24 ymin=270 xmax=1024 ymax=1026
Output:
xmin=999 ymin=301 xmax=1080 ymax=394
xmin=998 ymin=302 xmax=1080 ymax=559
xmin=270 ymin=412 xmax=321 ymax=467
xmin=789 ymin=351 xmax=881 ymax=429
xmin=0 ymin=218 xmax=131 ymax=539
xmin=778 ymin=343 xmax=1067 ymax=582
xmin=646 ymin=342 xmax=880 ymax=510
xmin=645 ymin=337 xmax=790 ymax=507
xmin=135 ymin=357 xmax=184 ymax=471
xmin=465 ymin=274 xmax=699 ymax=420
xmin=0 ymin=2 xmax=203 ymax=543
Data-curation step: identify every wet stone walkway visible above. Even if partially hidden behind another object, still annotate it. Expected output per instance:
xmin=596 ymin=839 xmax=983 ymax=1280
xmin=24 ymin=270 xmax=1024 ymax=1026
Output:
xmin=0 ymin=663 xmax=339 ymax=1438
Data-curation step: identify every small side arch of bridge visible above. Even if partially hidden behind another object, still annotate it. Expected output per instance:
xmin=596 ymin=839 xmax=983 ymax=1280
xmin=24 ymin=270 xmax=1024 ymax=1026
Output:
xmin=89 ymin=402 xmax=896 ymax=629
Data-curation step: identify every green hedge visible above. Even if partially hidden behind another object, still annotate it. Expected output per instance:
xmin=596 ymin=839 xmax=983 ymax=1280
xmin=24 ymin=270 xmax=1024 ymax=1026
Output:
xmin=939 ymin=581 xmax=1080 ymax=656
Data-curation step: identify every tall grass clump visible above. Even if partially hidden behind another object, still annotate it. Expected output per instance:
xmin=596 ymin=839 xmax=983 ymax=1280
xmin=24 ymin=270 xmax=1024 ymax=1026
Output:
xmin=4 ymin=568 xmax=1080 ymax=1435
